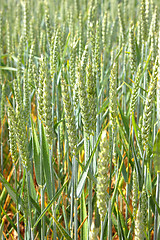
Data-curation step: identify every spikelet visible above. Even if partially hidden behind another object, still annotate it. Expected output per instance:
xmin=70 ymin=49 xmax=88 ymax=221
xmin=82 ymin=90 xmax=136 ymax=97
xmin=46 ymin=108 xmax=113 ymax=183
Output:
xmin=61 ymin=78 xmax=77 ymax=152
xmin=50 ymin=29 xmax=59 ymax=80
xmin=137 ymin=21 xmax=142 ymax=51
xmin=86 ymin=57 xmax=96 ymax=134
xmin=145 ymin=0 xmax=149 ymax=32
xmin=29 ymin=17 xmax=34 ymax=44
xmin=78 ymin=44 xmax=91 ymax=135
xmin=123 ymin=0 xmax=128 ymax=26
xmin=150 ymin=32 xmax=158 ymax=65
xmin=118 ymin=3 xmax=125 ymax=44
xmin=140 ymin=0 xmax=147 ymax=43
xmin=102 ymin=11 xmax=107 ymax=51
xmin=6 ymin=20 xmax=11 ymax=56
xmin=15 ymin=3 xmax=22 ymax=41
xmin=38 ymin=55 xmax=45 ymax=120
xmin=78 ymin=12 xmax=83 ymax=60
xmin=132 ymin=169 xmax=139 ymax=217
xmin=54 ymin=11 xmax=58 ymax=34
xmin=74 ymin=0 xmax=78 ymax=18
xmin=45 ymin=1 xmax=52 ymax=45
xmin=8 ymin=108 xmax=18 ymax=163
xmin=13 ymin=79 xmax=23 ymax=118
xmin=130 ymin=64 xmax=142 ymax=116
xmin=73 ymin=56 xmax=79 ymax=109
xmin=150 ymin=0 xmax=155 ymax=17
xmin=142 ymin=56 xmax=158 ymax=150
xmin=8 ymin=105 xmax=30 ymax=171
xmin=158 ymin=32 xmax=160 ymax=126
xmin=43 ymin=67 xmax=53 ymax=147
xmin=1 ymin=83 xmax=6 ymax=122
xmin=109 ymin=61 xmax=118 ymax=130
xmin=23 ymin=69 xmax=30 ymax=124
xmin=58 ymin=26 xmax=64 ymax=59
xmin=17 ymin=35 xmax=24 ymax=94
xmin=106 ymin=14 xmax=111 ymax=51
xmin=69 ymin=8 xmax=74 ymax=41
xmin=149 ymin=6 xmax=158 ymax=41
xmin=28 ymin=41 xmax=35 ymax=93
xmin=70 ymin=37 xmax=77 ymax=87
xmin=135 ymin=207 xmax=145 ymax=240
xmin=129 ymin=23 xmax=137 ymax=76
xmin=13 ymin=77 xmax=29 ymax=170
xmin=141 ymin=185 xmax=148 ymax=231
xmin=109 ymin=61 xmax=118 ymax=165
xmin=97 ymin=130 xmax=110 ymax=221
xmin=23 ymin=0 xmax=29 ymax=42
xmin=94 ymin=21 xmax=101 ymax=84
xmin=87 ymin=5 xmax=93 ymax=42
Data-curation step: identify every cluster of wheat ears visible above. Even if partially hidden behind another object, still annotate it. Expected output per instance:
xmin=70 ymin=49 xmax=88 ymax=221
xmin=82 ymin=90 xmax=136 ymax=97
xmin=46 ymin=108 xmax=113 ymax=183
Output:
xmin=0 ymin=0 xmax=160 ymax=239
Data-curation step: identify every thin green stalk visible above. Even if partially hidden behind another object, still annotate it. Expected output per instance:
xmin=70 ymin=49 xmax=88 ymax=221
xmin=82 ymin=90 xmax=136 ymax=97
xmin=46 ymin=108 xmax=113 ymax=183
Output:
xmin=88 ymin=135 xmax=94 ymax=234
xmin=73 ymin=153 xmax=78 ymax=240
xmin=56 ymin=84 xmax=61 ymax=183
xmin=108 ymin=199 xmax=112 ymax=240
xmin=100 ymin=220 xmax=103 ymax=240
xmin=39 ymin=120 xmax=45 ymax=240
xmin=126 ymin=115 xmax=132 ymax=224
xmin=154 ymin=172 xmax=160 ymax=240
xmin=1 ymin=122 xmax=3 ymax=240
xmin=122 ymin=46 xmax=126 ymax=115
xmin=84 ymin=131 xmax=89 ymax=239
xmin=49 ymin=149 xmax=56 ymax=239
xmin=1 ymin=124 xmax=3 ymax=174
xmin=15 ymin=163 xmax=20 ymax=240
xmin=26 ymin=171 xmax=34 ymax=240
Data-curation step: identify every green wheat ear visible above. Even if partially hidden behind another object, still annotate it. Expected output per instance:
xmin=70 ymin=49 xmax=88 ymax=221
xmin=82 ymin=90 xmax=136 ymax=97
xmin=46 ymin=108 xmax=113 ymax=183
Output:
xmin=118 ymin=3 xmax=125 ymax=44
xmin=61 ymin=77 xmax=77 ymax=153
xmin=109 ymin=60 xmax=118 ymax=165
xmin=23 ymin=0 xmax=29 ymax=42
xmin=86 ymin=57 xmax=96 ymax=134
xmin=38 ymin=55 xmax=45 ymax=121
xmin=141 ymin=185 xmax=148 ymax=231
xmin=78 ymin=43 xmax=92 ymax=135
xmin=8 ymin=107 xmax=18 ymax=164
xmin=28 ymin=41 xmax=35 ymax=93
xmin=130 ymin=64 xmax=142 ymax=116
xmin=8 ymin=104 xmax=30 ymax=171
xmin=132 ymin=169 xmax=139 ymax=217
xmin=142 ymin=56 xmax=158 ymax=151
xmin=1 ymin=82 xmax=6 ymax=122
xmin=135 ymin=209 xmax=144 ymax=239
xmin=43 ymin=63 xmax=53 ymax=147
xmin=44 ymin=1 xmax=52 ymax=45
xmin=23 ymin=69 xmax=30 ymax=124
xmin=140 ymin=0 xmax=148 ymax=43
xmin=129 ymin=22 xmax=137 ymax=76
xmin=97 ymin=130 xmax=110 ymax=221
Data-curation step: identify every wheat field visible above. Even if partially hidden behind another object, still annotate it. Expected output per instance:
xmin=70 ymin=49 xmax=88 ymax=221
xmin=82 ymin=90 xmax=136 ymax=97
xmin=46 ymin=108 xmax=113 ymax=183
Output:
xmin=0 ymin=0 xmax=160 ymax=239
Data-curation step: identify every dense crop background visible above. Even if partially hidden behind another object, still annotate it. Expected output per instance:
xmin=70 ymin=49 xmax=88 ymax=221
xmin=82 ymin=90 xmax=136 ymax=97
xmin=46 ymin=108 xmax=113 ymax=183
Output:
xmin=0 ymin=0 xmax=160 ymax=239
